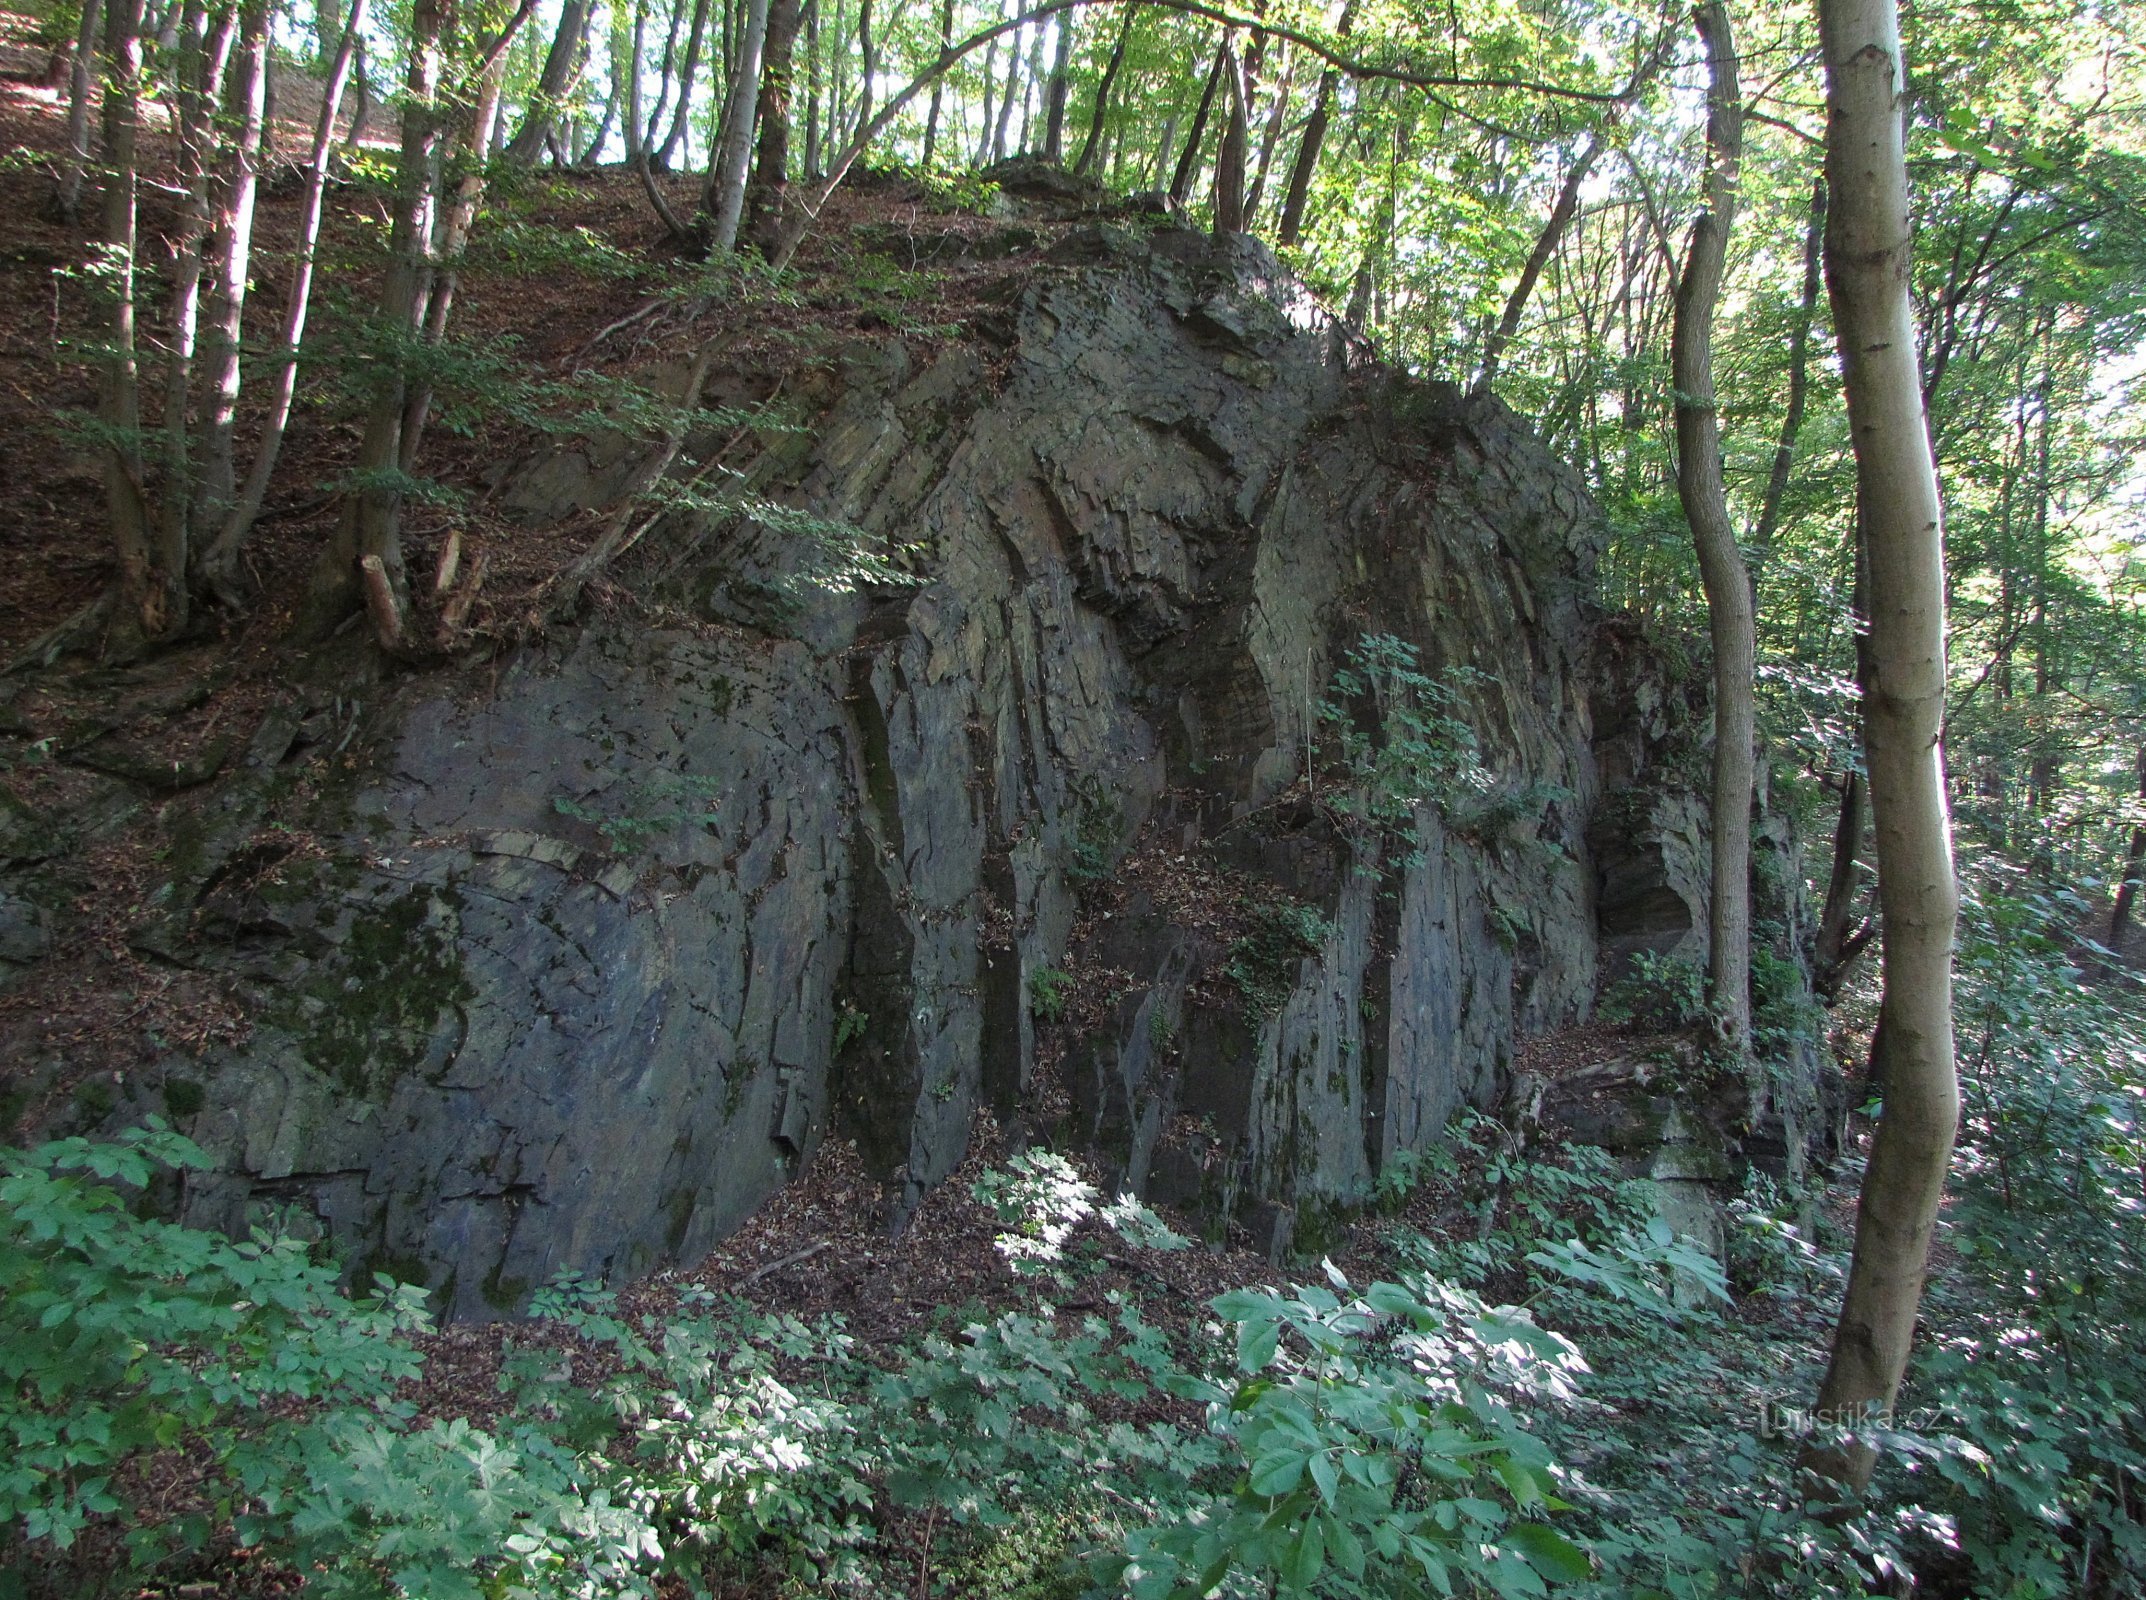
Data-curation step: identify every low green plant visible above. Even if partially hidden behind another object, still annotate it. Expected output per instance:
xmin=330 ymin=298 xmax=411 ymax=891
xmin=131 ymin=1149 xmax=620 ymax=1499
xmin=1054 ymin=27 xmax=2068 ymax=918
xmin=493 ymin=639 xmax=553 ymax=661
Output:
xmin=1319 ymin=635 xmax=1493 ymax=839
xmin=1598 ymin=950 xmax=1709 ymax=1030
xmin=1099 ymin=1264 xmax=1595 ymax=1600
xmin=1224 ymin=898 xmax=1334 ymax=1018
xmin=1029 ymin=965 xmax=1073 ymax=1023
xmin=0 ymin=1120 xmax=429 ymax=1560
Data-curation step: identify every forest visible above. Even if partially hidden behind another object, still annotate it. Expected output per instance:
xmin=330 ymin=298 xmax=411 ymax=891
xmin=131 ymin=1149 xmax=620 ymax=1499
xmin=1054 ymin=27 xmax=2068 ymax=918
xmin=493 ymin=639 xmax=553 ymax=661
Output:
xmin=0 ymin=0 xmax=2142 ymax=1590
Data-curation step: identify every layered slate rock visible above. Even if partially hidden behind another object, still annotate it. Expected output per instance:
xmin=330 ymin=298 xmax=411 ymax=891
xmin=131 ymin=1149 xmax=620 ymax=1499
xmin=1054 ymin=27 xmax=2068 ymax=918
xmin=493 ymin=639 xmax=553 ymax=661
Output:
xmin=41 ymin=228 xmax=1650 ymax=1314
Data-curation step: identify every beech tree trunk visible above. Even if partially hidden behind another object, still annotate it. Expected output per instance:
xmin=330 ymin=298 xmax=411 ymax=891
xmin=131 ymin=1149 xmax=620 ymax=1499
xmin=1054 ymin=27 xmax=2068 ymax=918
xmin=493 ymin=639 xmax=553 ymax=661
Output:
xmin=1211 ymin=39 xmax=1248 ymax=233
xmin=154 ymin=0 xmax=234 ymax=629
xmin=658 ymin=0 xmax=715 ymax=165
xmin=1670 ymin=3 xmax=1754 ymax=1057
xmin=1805 ymin=0 xmax=1962 ymax=1498
xmin=1041 ymin=10 xmax=1072 ymax=163
xmin=506 ymin=0 xmax=593 ymax=163
xmin=57 ymin=0 xmax=104 ymax=218
xmin=99 ymin=0 xmax=159 ymax=650
xmin=1274 ymin=0 xmax=1352 ymax=246
xmin=1475 ymin=134 xmax=1600 ymax=396
xmin=989 ymin=21 xmax=1022 ymax=160
xmin=2108 ymin=745 xmax=2146 ymax=953
xmin=203 ymin=0 xmax=369 ymax=602
xmin=744 ymin=0 xmax=803 ymax=256
xmin=304 ymin=0 xmax=449 ymax=640
xmin=1072 ymin=1 xmax=1134 ymax=176
xmin=1170 ymin=43 xmax=1226 ymax=205
xmin=702 ymin=0 xmax=773 ymax=251
xmin=1242 ymin=47 xmax=1294 ymax=226
xmin=1751 ymin=176 xmax=1828 ymax=578
xmin=192 ymin=0 xmax=270 ymax=553
xmin=920 ymin=0 xmax=954 ymax=165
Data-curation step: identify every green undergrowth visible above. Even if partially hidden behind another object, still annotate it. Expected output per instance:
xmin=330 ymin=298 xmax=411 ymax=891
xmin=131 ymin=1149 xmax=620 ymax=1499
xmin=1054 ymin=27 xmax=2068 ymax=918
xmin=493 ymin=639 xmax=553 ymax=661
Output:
xmin=4 ymin=889 xmax=2143 ymax=1599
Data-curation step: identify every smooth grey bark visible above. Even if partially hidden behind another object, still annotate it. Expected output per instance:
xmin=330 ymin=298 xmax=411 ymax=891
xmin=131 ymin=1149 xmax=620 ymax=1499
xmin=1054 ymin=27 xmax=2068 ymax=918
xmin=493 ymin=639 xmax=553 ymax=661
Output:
xmin=506 ymin=0 xmax=593 ymax=162
xmin=920 ymin=0 xmax=954 ymax=164
xmin=1751 ymin=176 xmax=1828 ymax=578
xmin=1275 ymin=0 xmax=1351 ymax=245
xmin=57 ymin=0 xmax=103 ymax=217
xmin=204 ymin=0 xmax=369 ymax=601
xmin=1671 ymin=0 xmax=1754 ymax=1057
xmin=1805 ymin=0 xmax=1962 ymax=1498
xmin=1072 ymin=1 xmax=1134 ymax=175
xmin=702 ymin=0 xmax=772 ymax=251
xmin=989 ymin=20 xmax=1023 ymax=159
xmin=658 ymin=0 xmax=716 ymax=165
xmin=1474 ymin=134 xmax=1600 ymax=396
xmin=744 ymin=0 xmax=802 ymax=255
xmin=1042 ymin=9 xmax=1073 ymax=161
xmin=1170 ymin=42 xmax=1226 ymax=204
xmin=192 ymin=0 xmax=270 ymax=556
xmin=99 ymin=0 xmax=156 ymax=647
xmin=304 ymin=0 xmax=448 ymax=640
xmin=2108 ymin=745 xmax=2146 ymax=953
xmin=1212 ymin=37 xmax=1247 ymax=233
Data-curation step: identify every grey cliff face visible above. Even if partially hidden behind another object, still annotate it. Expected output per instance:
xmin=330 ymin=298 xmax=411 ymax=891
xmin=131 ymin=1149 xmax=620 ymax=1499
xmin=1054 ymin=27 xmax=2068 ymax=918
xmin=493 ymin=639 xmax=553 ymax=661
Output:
xmin=24 ymin=227 xmax=1756 ymax=1316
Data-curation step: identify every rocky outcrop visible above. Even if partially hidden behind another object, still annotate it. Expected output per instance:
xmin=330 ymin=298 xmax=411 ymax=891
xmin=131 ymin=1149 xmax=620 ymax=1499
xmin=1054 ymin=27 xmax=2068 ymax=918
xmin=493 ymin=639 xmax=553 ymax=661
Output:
xmin=2 ymin=224 xmax=1803 ymax=1315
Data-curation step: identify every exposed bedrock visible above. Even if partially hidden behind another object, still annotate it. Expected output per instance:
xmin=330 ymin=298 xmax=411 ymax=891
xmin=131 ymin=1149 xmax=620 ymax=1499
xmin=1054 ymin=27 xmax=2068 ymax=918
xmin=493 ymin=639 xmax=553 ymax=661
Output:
xmin=4 ymin=226 xmax=1822 ymax=1314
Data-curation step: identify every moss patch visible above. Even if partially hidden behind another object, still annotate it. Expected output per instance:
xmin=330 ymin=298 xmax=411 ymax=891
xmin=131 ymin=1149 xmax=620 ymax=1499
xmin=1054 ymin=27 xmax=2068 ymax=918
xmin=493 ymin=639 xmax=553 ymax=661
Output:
xmin=268 ymin=883 xmax=475 ymax=1099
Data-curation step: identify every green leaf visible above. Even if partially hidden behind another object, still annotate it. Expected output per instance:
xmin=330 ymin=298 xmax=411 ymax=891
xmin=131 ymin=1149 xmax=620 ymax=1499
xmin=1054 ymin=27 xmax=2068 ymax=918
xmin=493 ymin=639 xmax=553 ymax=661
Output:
xmin=1504 ymin=1522 xmax=1591 ymax=1583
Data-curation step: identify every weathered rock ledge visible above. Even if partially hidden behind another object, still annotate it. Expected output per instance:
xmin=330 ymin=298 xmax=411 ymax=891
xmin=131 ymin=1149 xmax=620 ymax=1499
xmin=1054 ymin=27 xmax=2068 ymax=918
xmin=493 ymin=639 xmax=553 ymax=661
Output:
xmin=2 ymin=226 xmax=1813 ymax=1315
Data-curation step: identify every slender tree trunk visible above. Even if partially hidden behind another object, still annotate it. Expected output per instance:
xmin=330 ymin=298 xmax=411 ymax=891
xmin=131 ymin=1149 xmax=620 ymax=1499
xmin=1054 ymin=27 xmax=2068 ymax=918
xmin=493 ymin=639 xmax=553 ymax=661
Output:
xmin=347 ymin=40 xmax=374 ymax=147
xmin=1212 ymin=38 xmax=1248 ymax=233
xmin=57 ymin=0 xmax=104 ymax=218
xmin=1072 ymin=1 xmax=1133 ymax=176
xmin=1813 ymin=771 xmax=1873 ymax=999
xmin=1170 ymin=42 xmax=1225 ymax=205
xmin=1475 ymin=135 xmax=1600 ymax=395
xmin=1751 ymin=177 xmax=1827 ymax=579
xmin=1019 ymin=20 xmax=1046 ymax=151
xmin=624 ymin=0 xmax=648 ymax=160
xmin=852 ymin=0 xmax=874 ymax=135
xmin=401 ymin=4 xmax=529 ymax=473
xmin=989 ymin=21 xmax=1022 ymax=160
xmin=154 ymin=0 xmax=233 ymax=624
xmin=99 ymin=0 xmax=160 ymax=650
xmin=974 ymin=34 xmax=998 ymax=163
xmin=507 ymin=0 xmax=593 ymax=162
xmin=803 ymin=0 xmax=821 ymax=174
xmin=1672 ymin=2 xmax=1754 ymax=1057
xmin=658 ymin=0 xmax=715 ymax=164
xmin=203 ymin=0 xmax=369 ymax=603
xmin=192 ymin=0 xmax=270 ymax=561
xmin=921 ymin=0 xmax=954 ymax=165
xmin=579 ymin=79 xmax=617 ymax=162
xmin=1242 ymin=46 xmax=1294 ymax=225
xmin=702 ymin=0 xmax=772 ymax=250
xmin=1042 ymin=11 xmax=1073 ymax=163
xmin=1275 ymin=0 xmax=1351 ymax=246
xmin=304 ymin=0 xmax=450 ymax=639
xmin=744 ymin=0 xmax=802 ymax=255
xmin=640 ymin=0 xmax=689 ymax=158
xmin=1805 ymin=0 xmax=1962 ymax=1498
xmin=2108 ymin=745 xmax=2146 ymax=953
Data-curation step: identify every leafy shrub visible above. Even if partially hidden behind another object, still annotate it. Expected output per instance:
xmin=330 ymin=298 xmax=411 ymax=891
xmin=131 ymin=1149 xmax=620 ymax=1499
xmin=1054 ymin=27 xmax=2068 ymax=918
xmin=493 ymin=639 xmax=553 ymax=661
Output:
xmin=1319 ymin=634 xmax=1495 ymax=840
xmin=1098 ymin=1264 xmax=1594 ymax=1600
xmin=0 ymin=1120 xmax=427 ymax=1559
xmin=1598 ymin=950 xmax=1709 ymax=1029
xmin=1029 ymin=965 xmax=1073 ymax=1023
xmin=1224 ymin=898 xmax=1334 ymax=1018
